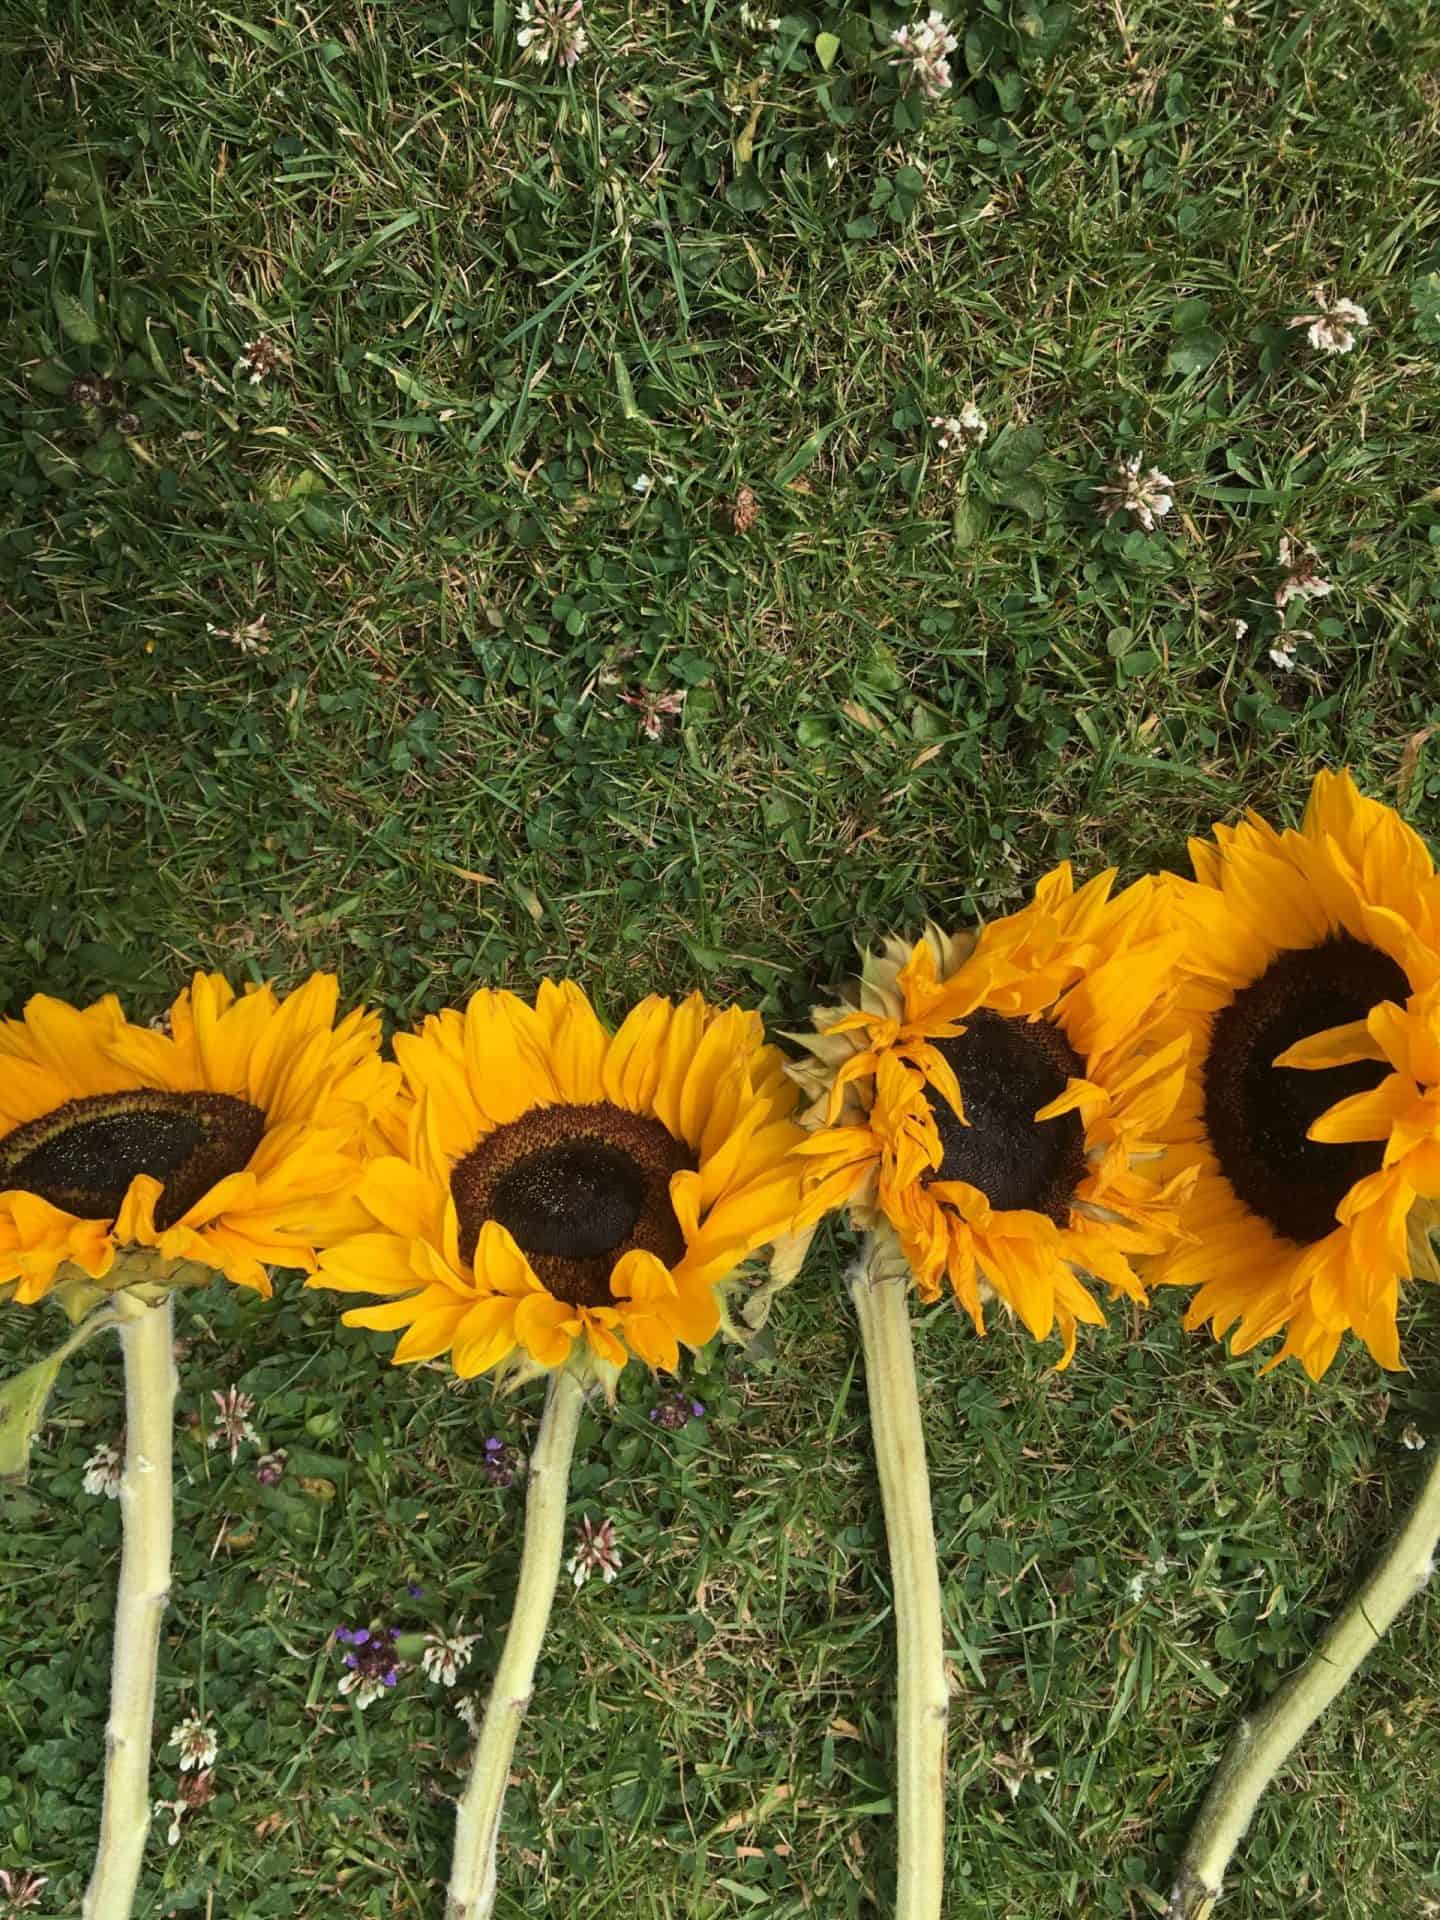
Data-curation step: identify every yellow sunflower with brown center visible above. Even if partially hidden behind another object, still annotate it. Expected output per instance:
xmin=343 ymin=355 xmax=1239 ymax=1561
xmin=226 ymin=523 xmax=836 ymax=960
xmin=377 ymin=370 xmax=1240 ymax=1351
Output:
xmin=312 ymin=980 xmax=808 ymax=1382
xmin=788 ymin=865 xmax=1194 ymax=1366
xmin=1155 ymin=770 xmax=1440 ymax=1379
xmin=0 ymin=973 xmax=396 ymax=1302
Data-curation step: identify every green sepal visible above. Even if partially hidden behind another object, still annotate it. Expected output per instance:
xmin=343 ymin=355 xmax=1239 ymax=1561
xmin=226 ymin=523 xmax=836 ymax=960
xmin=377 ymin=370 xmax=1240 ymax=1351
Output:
xmin=0 ymin=1306 xmax=118 ymax=1482
xmin=51 ymin=1275 xmax=111 ymax=1325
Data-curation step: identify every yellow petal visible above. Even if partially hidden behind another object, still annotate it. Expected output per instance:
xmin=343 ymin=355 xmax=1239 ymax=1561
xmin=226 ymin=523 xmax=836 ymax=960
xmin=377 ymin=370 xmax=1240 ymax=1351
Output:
xmin=1309 ymin=1079 xmax=1405 ymax=1146
xmin=452 ymin=1298 xmax=521 ymax=1376
xmin=513 ymin=1292 xmax=579 ymax=1367
xmin=361 ymin=1156 xmax=440 ymax=1240
xmin=312 ymin=1232 xmax=420 ymax=1294
xmin=622 ymin=1311 xmax=679 ymax=1371
xmin=582 ymin=1311 xmax=629 ymax=1370
xmin=1273 ymin=1020 xmax=1382 ymax=1072
xmin=473 ymin=1221 xmax=542 ymax=1297
xmin=536 ymin=979 xmax=611 ymax=1104
xmin=392 ymin=1303 xmax=470 ymax=1364
xmin=603 ymin=997 xmax=671 ymax=1112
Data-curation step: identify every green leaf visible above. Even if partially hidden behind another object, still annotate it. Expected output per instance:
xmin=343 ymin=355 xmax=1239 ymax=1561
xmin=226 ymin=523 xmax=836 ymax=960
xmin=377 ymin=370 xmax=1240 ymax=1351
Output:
xmin=29 ymin=360 xmax=74 ymax=397
xmin=815 ymin=30 xmax=840 ymax=69
xmin=114 ymin=285 xmax=155 ymax=347
xmin=0 ymin=1311 xmax=115 ymax=1481
xmin=987 ymin=424 xmax=1045 ymax=478
xmin=1167 ymin=328 xmax=1224 ymax=375
xmin=951 ymin=497 xmax=987 ymax=547
xmin=51 ymin=285 xmax=101 ymax=346
xmin=999 ymin=476 xmax=1047 ymax=519
xmin=1016 ymin=2 xmax=1072 ymax=60
xmin=1410 ymin=272 xmax=1440 ymax=345
xmin=612 ymin=352 xmax=641 ymax=421
xmin=774 ymin=420 xmax=839 ymax=485
xmin=993 ymin=68 xmax=1025 ymax=114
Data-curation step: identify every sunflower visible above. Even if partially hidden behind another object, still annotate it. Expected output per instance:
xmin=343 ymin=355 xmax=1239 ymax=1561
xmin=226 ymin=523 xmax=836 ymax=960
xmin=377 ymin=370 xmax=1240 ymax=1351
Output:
xmin=788 ymin=865 xmax=1194 ymax=1366
xmin=0 ymin=973 xmax=396 ymax=1303
xmin=312 ymin=980 xmax=808 ymax=1382
xmin=1154 ymin=770 xmax=1440 ymax=1380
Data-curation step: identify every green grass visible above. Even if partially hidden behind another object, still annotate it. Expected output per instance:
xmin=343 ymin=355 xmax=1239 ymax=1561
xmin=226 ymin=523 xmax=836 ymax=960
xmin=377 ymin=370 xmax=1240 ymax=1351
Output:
xmin=3 ymin=0 xmax=1440 ymax=1911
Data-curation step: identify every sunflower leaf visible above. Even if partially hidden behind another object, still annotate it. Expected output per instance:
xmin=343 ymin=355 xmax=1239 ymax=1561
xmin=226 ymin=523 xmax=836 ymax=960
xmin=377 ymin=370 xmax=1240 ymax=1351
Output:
xmin=0 ymin=1309 xmax=117 ymax=1482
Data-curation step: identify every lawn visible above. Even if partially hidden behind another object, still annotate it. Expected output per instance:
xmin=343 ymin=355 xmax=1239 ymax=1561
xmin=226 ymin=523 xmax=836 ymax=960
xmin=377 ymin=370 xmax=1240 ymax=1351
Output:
xmin=3 ymin=0 xmax=1440 ymax=1913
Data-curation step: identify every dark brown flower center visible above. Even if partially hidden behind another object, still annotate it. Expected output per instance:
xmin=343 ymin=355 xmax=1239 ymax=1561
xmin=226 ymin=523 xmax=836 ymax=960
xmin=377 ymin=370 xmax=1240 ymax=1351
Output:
xmin=0 ymin=1090 xmax=266 ymax=1231
xmin=923 ymin=1010 xmax=1088 ymax=1225
xmin=451 ymin=1101 xmax=695 ymax=1310
xmin=1203 ymin=935 xmax=1409 ymax=1245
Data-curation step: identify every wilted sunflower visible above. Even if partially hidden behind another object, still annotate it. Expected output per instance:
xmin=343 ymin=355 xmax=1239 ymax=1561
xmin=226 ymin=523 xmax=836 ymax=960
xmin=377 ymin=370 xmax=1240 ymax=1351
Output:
xmin=789 ymin=865 xmax=1194 ymax=1366
xmin=0 ymin=973 xmax=396 ymax=1302
xmin=1155 ymin=770 xmax=1440 ymax=1380
xmin=313 ymin=980 xmax=807 ymax=1384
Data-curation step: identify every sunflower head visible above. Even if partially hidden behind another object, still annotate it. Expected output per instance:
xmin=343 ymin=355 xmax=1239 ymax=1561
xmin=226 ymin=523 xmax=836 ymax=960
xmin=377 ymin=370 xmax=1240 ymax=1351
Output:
xmin=1156 ymin=770 xmax=1440 ymax=1379
xmin=311 ymin=980 xmax=808 ymax=1392
xmin=789 ymin=865 xmax=1194 ymax=1367
xmin=0 ymin=973 xmax=397 ymax=1305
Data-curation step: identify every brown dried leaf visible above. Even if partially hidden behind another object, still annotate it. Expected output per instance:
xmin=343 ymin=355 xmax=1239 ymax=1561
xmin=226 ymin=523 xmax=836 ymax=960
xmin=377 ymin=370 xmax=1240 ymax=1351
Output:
xmin=1398 ymin=725 xmax=1435 ymax=808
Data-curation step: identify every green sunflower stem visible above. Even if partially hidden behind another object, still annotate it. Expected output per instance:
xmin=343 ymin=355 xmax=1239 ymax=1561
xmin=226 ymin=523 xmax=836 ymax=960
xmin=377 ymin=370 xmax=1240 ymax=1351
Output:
xmin=83 ymin=1288 xmax=177 ymax=1920
xmin=447 ymin=1365 xmax=587 ymax=1920
xmin=850 ymin=1235 xmax=949 ymax=1920
xmin=1167 ymin=1441 xmax=1440 ymax=1919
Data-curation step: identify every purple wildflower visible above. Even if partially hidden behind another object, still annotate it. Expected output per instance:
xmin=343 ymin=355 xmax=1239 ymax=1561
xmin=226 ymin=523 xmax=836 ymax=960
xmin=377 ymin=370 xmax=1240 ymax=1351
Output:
xmin=255 ymin=1448 xmax=287 ymax=1486
xmin=335 ymin=1624 xmax=403 ymax=1708
xmin=482 ymin=1437 xmax=520 ymax=1488
xmin=649 ymin=1389 xmax=706 ymax=1431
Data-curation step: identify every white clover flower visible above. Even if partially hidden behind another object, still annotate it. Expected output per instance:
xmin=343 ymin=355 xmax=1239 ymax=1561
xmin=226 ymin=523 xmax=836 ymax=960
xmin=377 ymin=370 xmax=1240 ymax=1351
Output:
xmin=1097 ymin=455 xmax=1174 ymax=532
xmin=1290 ymin=286 xmax=1370 ymax=355
xmin=153 ymin=1768 xmax=214 ymax=1846
xmin=516 ymin=0 xmax=588 ymax=68
xmin=421 ymin=1627 xmax=480 ymax=1688
xmin=207 ymin=617 xmax=271 ymax=657
xmin=0 ymin=1869 xmax=48 ymax=1910
xmin=1268 ymin=636 xmax=1299 ymax=673
xmin=930 ymin=403 xmax=988 ymax=452
xmin=1402 ymin=1423 xmax=1427 ymax=1452
xmin=237 ymin=337 xmax=282 ymax=385
xmin=567 ymin=1514 xmax=622 ymax=1587
xmin=207 ymin=1386 xmax=260 ymax=1462
xmin=1123 ymin=1553 xmax=1170 ymax=1603
xmin=1274 ymin=536 xmax=1333 ymax=610
xmin=631 ymin=473 xmax=653 ymax=494
xmin=154 ymin=1796 xmax=187 ymax=1848
xmin=82 ymin=1441 xmax=124 ymax=1498
xmin=168 ymin=1715 xmax=218 ymax=1772
xmin=890 ymin=10 xmax=959 ymax=98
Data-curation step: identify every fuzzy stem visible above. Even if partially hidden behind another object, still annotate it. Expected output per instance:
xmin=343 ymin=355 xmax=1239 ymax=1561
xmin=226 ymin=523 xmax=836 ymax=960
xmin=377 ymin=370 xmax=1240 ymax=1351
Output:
xmin=82 ymin=1290 xmax=176 ymax=1920
xmin=850 ymin=1238 xmax=949 ymax=1920
xmin=1167 ymin=1443 xmax=1440 ymax=1919
xmin=446 ymin=1366 xmax=587 ymax=1920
